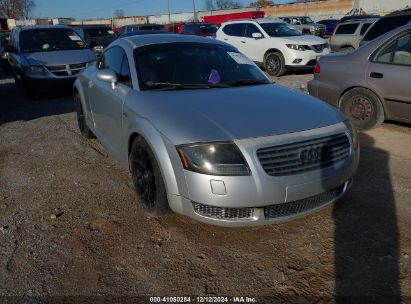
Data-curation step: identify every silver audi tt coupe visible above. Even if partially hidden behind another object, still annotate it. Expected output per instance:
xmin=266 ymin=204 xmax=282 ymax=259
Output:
xmin=73 ymin=34 xmax=359 ymax=226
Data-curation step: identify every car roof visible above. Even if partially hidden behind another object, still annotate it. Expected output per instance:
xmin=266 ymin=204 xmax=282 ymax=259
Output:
xmin=14 ymin=25 xmax=73 ymax=31
xmin=121 ymin=33 xmax=228 ymax=49
xmin=223 ymin=18 xmax=284 ymax=25
xmin=386 ymin=8 xmax=411 ymax=17
xmin=122 ymin=24 xmax=162 ymax=28
xmin=340 ymin=17 xmax=379 ymax=24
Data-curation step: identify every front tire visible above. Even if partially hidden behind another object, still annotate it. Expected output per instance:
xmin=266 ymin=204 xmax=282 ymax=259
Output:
xmin=264 ymin=52 xmax=286 ymax=77
xmin=74 ymin=92 xmax=95 ymax=138
xmin=340 ymin=88 xmax=385 ymax=130
xmin=129 ymin=137 xmax=169 ymax=216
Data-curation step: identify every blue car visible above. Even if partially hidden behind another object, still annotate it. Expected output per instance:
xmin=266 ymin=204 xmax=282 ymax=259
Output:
xmin=317 ymin=19 xmax=340 ymax=36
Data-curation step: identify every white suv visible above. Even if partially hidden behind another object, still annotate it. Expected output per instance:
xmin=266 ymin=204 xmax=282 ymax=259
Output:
xmin=216 ymin=18 xmax=330 ymax=76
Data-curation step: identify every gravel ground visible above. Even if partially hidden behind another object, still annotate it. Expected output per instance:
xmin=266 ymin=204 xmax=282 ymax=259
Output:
xmin=0 ymin=70 xmax=410 ymax=303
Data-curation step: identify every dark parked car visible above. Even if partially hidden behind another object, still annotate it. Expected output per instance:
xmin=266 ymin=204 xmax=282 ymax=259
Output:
xmin=317 ymin=19 xmax=339 ymax=36
xmin=74 ymin=25 xmax=117 ymax=54
xmin=7 ymin=25 xmax=96 ymax=95
xmin=0 ymin=32 xmax=10 ymax=72
xmin=308 ymin=24 xmax=411 ymax=129
xmin=119 ymin=24 xmax=165 ymax=35
xmin=361 ymin=8 xmax=411 ymax=46
xmin=181 ymin=23 xmax=218 ymax=37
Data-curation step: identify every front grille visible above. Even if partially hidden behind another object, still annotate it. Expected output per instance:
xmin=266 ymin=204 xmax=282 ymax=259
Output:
xmin=46 ymin=62 xmax=88 ymax=77
xmin=70 ymin=62 xmax=88 ymax=75
xmin=264 ymin=185 xmax=344 ymax=219
xmin=192 ymin=202 xmax=253 ymax=220
xmin=257 ymin=133 xmax=350 ymax=176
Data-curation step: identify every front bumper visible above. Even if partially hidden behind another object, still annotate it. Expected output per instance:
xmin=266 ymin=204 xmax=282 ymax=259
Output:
xmin=285 ymin=48 xmax=330 ymax=68
xmin=168 ymin=123 xmax=359 ymax=227
xmin=21 ymin=73 xmax=77 ymax=91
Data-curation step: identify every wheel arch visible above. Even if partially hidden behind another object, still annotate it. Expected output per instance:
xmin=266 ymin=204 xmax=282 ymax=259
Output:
xmin=338 ymin=86 xmax=388 ymax=116
xmin=264 ymin=48 xmax=283 ymax=60
xmin=126 ymin=118 xmax=186 ymax=200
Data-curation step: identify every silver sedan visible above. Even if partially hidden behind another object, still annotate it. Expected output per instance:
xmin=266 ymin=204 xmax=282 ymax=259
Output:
xmin=74 ymin=34 xmax=359 ymax=226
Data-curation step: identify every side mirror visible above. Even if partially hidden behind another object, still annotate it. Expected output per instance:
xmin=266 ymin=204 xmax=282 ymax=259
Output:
xmin=96 ymin=69 xmax=118 ymax=89
xmin=252 ymin=32 xmax=263 ymax=39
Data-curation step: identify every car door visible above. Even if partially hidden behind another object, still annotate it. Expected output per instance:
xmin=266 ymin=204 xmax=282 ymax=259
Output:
xmin=223 ymin=23 xmax=246 ymax=52
xmin=89 ymin=46 xmax=132 ymax=156
xmin=240 ymin=23 xmax=264 ymax=62
xmin=367 ymin=31 xmax=411 ymax=122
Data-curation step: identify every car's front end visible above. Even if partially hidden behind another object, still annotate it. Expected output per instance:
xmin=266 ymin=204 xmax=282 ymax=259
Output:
xmin=121 ymin=36 xmax=358 ymax=226
xmin=309 ymin=23 xmax=327 ymax=36
xmin=283 ymin=41 xmax=330 ymax=69
xmin=18 ymin=50 xmax=96 ymax=91
xmin=170 ymin=121 xmax=358 ymax=226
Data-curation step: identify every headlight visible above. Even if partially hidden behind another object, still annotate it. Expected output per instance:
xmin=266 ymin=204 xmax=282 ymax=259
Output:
xmin=177 ymin=142 xmax=251 ymax=176
xmin=23 ymin=65 xmax=47 ymax=74
xmin=286 ymin=44 xmax=307 ymax=51
xmin=344 ymin=119 xmax=359 ymax=149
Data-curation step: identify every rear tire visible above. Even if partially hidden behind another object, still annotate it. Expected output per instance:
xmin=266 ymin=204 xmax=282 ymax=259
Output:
xmin=264 ymin=52 xmax=286 ymax=77
xmin=129 ymin=136 xmax=169 ymax=216
xmin=74 ymin=92 xmax=95 ymax=139
xmin=340 ymin=88 xmax=385 ymax=130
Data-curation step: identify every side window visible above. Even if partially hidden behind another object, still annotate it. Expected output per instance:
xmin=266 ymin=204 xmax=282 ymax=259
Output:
xmin=245 ymin=24 xmax=261 ymax=38
xmin=228 ymin=23 xmax=246 ymax=37
xmin=375 ymin=33 xmax=411 ymax=66
xmin=335 ymin=23 xmax=360 ymax=34
xmin=119 ymin=54 xmax=132 ymax=87
xmin=222 ymin=24 xmax=231 ymax=34
xmin=102 ymin=47 xmax=123 ymax=74
xmin=360 ymin=23 xmax=372 ymax=35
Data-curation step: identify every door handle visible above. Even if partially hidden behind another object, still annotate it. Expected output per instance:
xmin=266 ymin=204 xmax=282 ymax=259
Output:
xmin=241 ymin=41 xmax=246 ymax=43
xmin=370 ymin=72 xmax=383 ymax=79
xmin=223 ymin=39 xmax=228 ymax=41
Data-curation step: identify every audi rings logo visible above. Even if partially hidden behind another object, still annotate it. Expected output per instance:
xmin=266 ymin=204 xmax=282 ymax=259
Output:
xmin=299 ymin=147 xmax=329 ymax=164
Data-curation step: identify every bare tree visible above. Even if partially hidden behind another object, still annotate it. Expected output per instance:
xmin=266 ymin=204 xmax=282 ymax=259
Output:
xmin=20 ymin=0 xmax=35 ymax=19
xmin=250 ymin=0 xmax=274 ymax=8
xmin=0 ymin=0 xmax=35 ymax=19
xmin=205 ymin=0 xmax=242 ymax=10
xmin=113 ymin=9 xmax=125 ymax=18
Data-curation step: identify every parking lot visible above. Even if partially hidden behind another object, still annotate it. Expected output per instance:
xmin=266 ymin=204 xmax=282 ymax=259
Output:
xmin=0 ymin=68 xmax=410 ymax=301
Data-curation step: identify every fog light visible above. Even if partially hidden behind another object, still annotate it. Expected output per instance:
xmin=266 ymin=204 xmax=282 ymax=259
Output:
xmin=293 ymin=59 xmax=303 ymax=64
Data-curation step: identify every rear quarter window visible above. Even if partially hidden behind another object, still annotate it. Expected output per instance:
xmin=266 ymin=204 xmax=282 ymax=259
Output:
xmin=360 ymin=23 xmax=372 ymax=35
xmin=364 ymin=15 xmax=411 ymax=41
xmin=335 ymin=23 xmax=360 ymax=34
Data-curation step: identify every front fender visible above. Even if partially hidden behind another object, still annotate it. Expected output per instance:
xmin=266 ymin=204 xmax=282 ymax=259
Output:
xmin=74 ymin=77 xmax=94 ymax=128
xmin=126 ymin=117 xmax=188 ymax=202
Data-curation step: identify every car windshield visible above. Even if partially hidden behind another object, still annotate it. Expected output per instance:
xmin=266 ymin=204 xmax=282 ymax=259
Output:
xmin=84 ymin=27 xmax=116 ymax=40
xmin=134 ymin=42 xmax=270 ymax=91
xmin=300 ymin=17 xmax=314 ymax=24
xmin=260 ymin=23 xmax=303 ymax=37
xmin=20 ymin=28 xmax=86 ymax=53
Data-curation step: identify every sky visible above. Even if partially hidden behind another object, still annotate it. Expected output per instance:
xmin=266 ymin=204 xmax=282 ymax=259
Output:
xmin=32 ymin=0 xmax=292 ymax=20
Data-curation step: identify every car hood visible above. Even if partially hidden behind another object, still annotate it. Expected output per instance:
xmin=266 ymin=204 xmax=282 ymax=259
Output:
xmin=22 ymin=49 xmax=96 ymax=66
xmin=277 ymin=35 xmax=326 ymax=44
xmin=130 ymin=84 xmax=344 ymax=145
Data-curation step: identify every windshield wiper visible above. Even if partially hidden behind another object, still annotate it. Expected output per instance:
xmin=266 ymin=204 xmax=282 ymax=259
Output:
xmin=223 ymin=79 xmax=271 ymax=87
xmin=144 ymin=82 xmax=230 ymax=91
